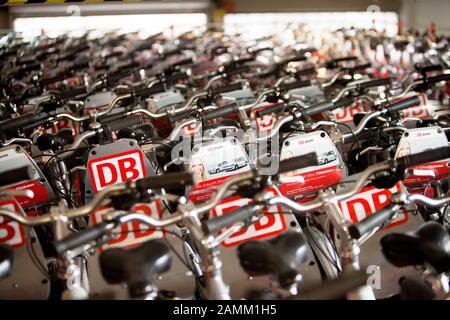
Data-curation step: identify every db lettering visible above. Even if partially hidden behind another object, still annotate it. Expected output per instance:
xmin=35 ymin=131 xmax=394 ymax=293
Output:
xmin=256 ymin=114 xmax=276 ymax=132
xmin=339 ymin=183 xmax=407 ymax=226
xmin=47 ymin=117 xmax=78 ymax=135
xmin=212 ymin=196 xmax=286 ymax=247
xmin=332 ymin=101 xmax=371 ymax=123
xmin=0 ymin=201 xmax=26 ymax=248
xmin=88 ymin=150 xmax=147 ymax=192
xmin=402 ymin=105 xmax=429 ymax=119
xmin=183 ymin=123 xmax=201 ymax=137
xmin=92 ymin=202 xmax=164 ymax=251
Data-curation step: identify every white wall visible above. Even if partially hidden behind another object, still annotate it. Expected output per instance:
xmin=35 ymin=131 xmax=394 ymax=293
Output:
xmin=400 ymin=0 xmax=450 ymax=35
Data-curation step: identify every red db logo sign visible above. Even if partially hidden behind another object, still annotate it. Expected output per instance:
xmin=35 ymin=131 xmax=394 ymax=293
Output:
xmin=91 ymin=202 xmax=164 ymax=251
xmin=88 ymin=150 xmax=147 ymax=192
xmin=0 ymin=199 xmax=26 ymax=248
xmin=211 ymin=195 xmax=286 ymax=247
xmin=339 ymin=183 xmax=408 ymax=229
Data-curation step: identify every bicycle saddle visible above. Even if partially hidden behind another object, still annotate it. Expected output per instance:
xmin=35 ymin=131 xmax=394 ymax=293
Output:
xmin=0 ymin=244 xmax=14 ymax=279
xmin=99 ymin=239 xmax=171 ymax=297
xmin=380 ymin=222 xmax=450 ymax=273
xmin=399 ymin=277 xmax=436 ymax=300
xmin=237 ymin=232 xmax=308 ymax=287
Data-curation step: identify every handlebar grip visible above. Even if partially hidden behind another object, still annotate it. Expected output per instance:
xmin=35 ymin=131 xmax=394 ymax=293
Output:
xmin=133 ymin=84 xmax=165 ymax=98
xmin=278 ymin=79 xmax=311 ymax=92
xmin=53 ymin=222 xmax=113 ymax=256
xmin=134 ymin=171 xmax=193 ymax=190
xmin=0 ymin=113 xmax=35 ymax=131
xmin=280 ymin=55 xmax=307 ymax=65
xmin=248 ymin=46 xmax=273 ymax=54
xmin=332 ymin=56 xmax=358 ymax=63
xmin=326 ymin=56 xmax=357 ymax=68
xmin=211 ymin=82 xmax=244 ymax=96
xmin=385 ymin=96 xmax=421 ymax=113
xmin=20 ymin=61 xmax=41 ymax=73
xmin=202 ymin=204 xmax=261 ymax=234
xmin=295 ymin=67 xmax=316 ymax=78
xmin=170 ymin=57 xmax=193 ymax=68
xmin=40 ymin=73 xmax=68 ymax=86
xmin=226 ymin=65 xmax=250 ymax=76
xmin=235 ymin=57 xmax=254 ymax=65
xmin=105 ymin=115 xmax=142 ymax=132
xmin=254 ymin=103 xmax=286 ymax=118
xmin=71 ymin=57 xmax=89 ymax=71
xmin=333 ymin=95 xmax=355 ymax=109
xmin=203 ymin=103 xmax=240 ymax=120
xmin=0 ymin=166 xmax=34 ymax=187
xmin=304 ymin=96 xmax=354 ymax=116
xmin=396 ymin=146 xmax=450 ymax=172
xmin=348 ymin=204 xmax=399 ymax=239
xmin=357 ymin=77 xmax=392 ymax=90
xmin=342 ymin=63 xmax=371 ymax=73
xmin=304 ymin=101 xmax=334 ymax=116
xmin=164 ymin=71 xmax=189 ymax=84
xmin=117 ymin=61 xmax=139 ymax=72
xmin=416 ymin=64 xmax=442 ymax=74
xmin=295 ymin=271 xmax=367 ymax=300
xmin=59 ymin=86 xmax=88 ymax=100
xmin=278 ymin=152 xmax=318 ymax=175
xmin=427 ymin=73 xmax=450 ymax=84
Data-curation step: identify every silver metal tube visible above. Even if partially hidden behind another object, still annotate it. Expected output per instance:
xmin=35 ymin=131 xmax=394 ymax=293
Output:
xmin=65 ymin=184 xmax=125 ymax=219
xmin=408 ymin=194 xmax=450 ymax=208
xmin=256 ymin=115 xmax=293 ymax=141
xmin=119 ymin=212 xmax=183 ymax=227
xmin=204 ymin=74 xmax=224 ymax=90
xmin=97 ymin=93 xmax=132 ymax=117
xmin=0 ymin=209 xmax=53 ymax=226
xmin=268 ymin=196 xmax=321 ymax=213
xmin=129 ymin=108 xmax=165 ymax=119
xmin=341 ymin=110 xmax=382 ymax=142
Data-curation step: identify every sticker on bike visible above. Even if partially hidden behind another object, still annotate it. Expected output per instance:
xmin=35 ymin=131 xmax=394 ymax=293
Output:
xmin=278 ymin=130 xmax=345 ymax=197
xmin=90 ymin=201 xmax=164 ymax=251
xmin=338 ymin=182 xmax=408 ymax=229
xmin=88 ymin=149 xmax=147 ymax=192
xmin=210 ymin=193 xmax=286 ymax=247
xmin=187 ymin=137 xmax=251 ymax=203
xmin=394 ymin=126 xmax=450 ymax=187
xmin=0 ymin=199 xmax=27 ymax=248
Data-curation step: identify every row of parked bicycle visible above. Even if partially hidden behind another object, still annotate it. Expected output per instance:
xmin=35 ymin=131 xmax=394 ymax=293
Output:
xmin=0 ymin=25 xmax=449 ymax=300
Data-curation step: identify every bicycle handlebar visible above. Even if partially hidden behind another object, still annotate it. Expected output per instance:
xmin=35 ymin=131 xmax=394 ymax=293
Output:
xmin=348 ymin=203 xmax=400 ymax=239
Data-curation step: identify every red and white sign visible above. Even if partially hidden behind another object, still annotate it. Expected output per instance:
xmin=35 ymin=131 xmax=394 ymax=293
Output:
xmin=88 ymin=149 xmax=147 ymax=192
xmin=251 ymin=103 xmax=280 ymax=132
xmin=182 ymin=122 xmax=202 ymax=138
xmin=91 ymin=201 xmax=164 ymax=251
xmin=339 ymin=183 xmax=408 ymax=229
xmin=395 ymin=126 xmax=450 ymax=187
xmin=279 ymin=131 xmax=344 ymax=197
xmin=404 ymin=161 xmax=450 ymax=187
xmin=279 ymin=165 xmax=343 ymax=197
xmin=189 ymin=175 xmax=233 ymax=203
xmin=0 ymin=199 xmax=26 ymax=248
xmin=188 ymin=138 xmax=251 ymax=203
xmin=4 ymin=179 xmax=50 ymax=209
xmin=330 ymin=100 xmax=372 ymax=124
xmin=210 ymin=193 xmax=286 ymax=247
xmin=401 ymin=93 xmax=428 ymax=119
xmin=46 ymin=118 xmax=78 ymax=136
